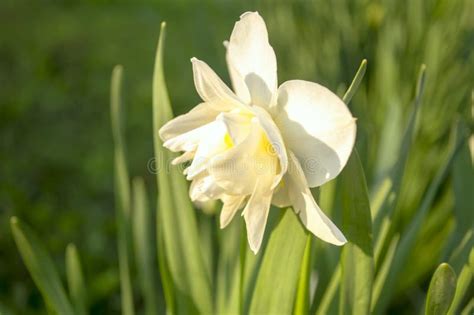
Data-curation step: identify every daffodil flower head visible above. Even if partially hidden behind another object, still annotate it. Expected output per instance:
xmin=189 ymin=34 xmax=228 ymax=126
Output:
xmin=159 ymin=12 xmax=356 ymax=254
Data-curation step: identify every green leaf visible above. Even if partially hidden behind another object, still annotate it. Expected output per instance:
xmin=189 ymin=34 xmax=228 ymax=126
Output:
xmin=65 ymin=244 xmax=88 ymax=315
xmin=339 ymin=150 xmax=374 ymax=315
xmin=216 ymin=219 xmax=242 ymax=315
xmin=372 ymin=121 xmax=468 ymax=315
xmin=294 ymin=235 xmax=313 ymax=315
xmin=342 ymin=59 xmax=367 ymax=104
xmin=152 ymin=22 xmax=212 ymax=315
xmin=371 ymin=234 xmax=399 ymax=309
xmin=132 ymin=177 xmax=159 ymax=315
xmin=448 ymin=248 xmax=474 ymax=315
xmin=10 ymin=217 xmax=74 ymax=315
xmin=249 ymin=210 xmax=307 ymax=315
xmin=110 ymin=65 xmax=135 ymax=315
xmin=313 ymin=60 xmax=368 ymax=315
xmin=425 ymin=263 xmax=457 ymax=315
xmin=373 ymin=65 xmax=426 ymax=264
xmin=315 ymin=265 xmax=341 ymax=315
xmin=444 ymin=135 xmax=474 ymax=272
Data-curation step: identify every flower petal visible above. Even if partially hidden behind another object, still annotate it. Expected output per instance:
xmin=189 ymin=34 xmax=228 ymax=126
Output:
xmin=208 ymin=121 xmax=261 ymax=195
xmin=271 ymin=179 xmax=291 ymax=208
xmin=208 ymin=120 xmax=278 ymax=196
xmin=189 ymin=172 xmax=225 ymax=202
xmin=287 ymin=151 xmax=347 ymax=245
xmin=186 ymin=119 xmax=231 ymax=179
xmin=252 ymin=106 xmax=288 ymax=188
xmin=220 ymin=195 xmax=246 ymax=228
xmin=159 ymin=103 xmax=218 ymax=142
xmin=243 ymin=179 xmax=273 ymax=254
xmin=275 ymin=80 xmax=356 ymax=187
xmin=191 ymin=58 xmax=246 ymax=111
xmin=226 ymin=12 xmax=277 ymax=107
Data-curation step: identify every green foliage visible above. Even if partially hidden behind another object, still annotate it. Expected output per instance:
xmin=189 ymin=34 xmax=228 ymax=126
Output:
xmin=425 ymin=263 xmax=457 ymax=315
xmin=339 ymin=150 xmax=374 ymax=315
xmin=132 ymin=177 xmax=159 ymax=315
xmin=249 ymin=210 xmax=307 ymax=315
xmin=152 ymin=22 xmax=213 ymax=315
xmin=110 ymin=65 xmax=135 ymax=315
xmin=10 ymin=217 xmax=74 ymax=315
xmin=65 ymin=244 xmax=88 ymax=315
xmin=2 ymin=0 xmax=473 ymax=314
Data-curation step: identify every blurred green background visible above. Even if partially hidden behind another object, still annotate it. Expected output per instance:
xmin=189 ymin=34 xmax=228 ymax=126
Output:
xmin=0 ymin=0 xmax=472 ymax=314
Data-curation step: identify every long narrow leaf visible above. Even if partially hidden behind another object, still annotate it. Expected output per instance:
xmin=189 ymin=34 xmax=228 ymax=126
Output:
xmin=216 ymin=219 xmax=241 ymax=315
xmin=10 ymin=217 xmax=74 ymax=315
xmin=313 ymin=61 xmax=368 ymax=315
xmin=339 ymin=150 xmax=374 ymax=315
xmin=132 ymin=177 xmax=159 ymax=315
xmin=443 ymin=135 xmax=474 ymax=271
xmin=315 ymin=266 xmax=341 ymax=315
xmin=372 ymin=121 xmax=468 ymax=314
xmin=294 ymin=235 xmax=313 ymax=315
xmin=65 ymin=244 xmax=88 ymax=315
xmin=152 ymin=22 xmax=212 ymax=314
xmin=110 ymin=65 xmax=135 ymax=315
xmin=249 ymin=210 xmax=307 ymax=315
xmin=447 ymin=248 xmax=474 ymax=315
xmin=342 ymin=59 xmax=367 ymax=104
xmin=425 ymin=263 xmax=457 ymax=315
xmin=373 ymin=65 xmax=427 ymax=265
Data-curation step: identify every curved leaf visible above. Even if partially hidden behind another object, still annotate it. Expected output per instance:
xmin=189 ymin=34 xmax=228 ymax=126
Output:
xmin=65 ymin=244 xmax=88 ymax=315
xmin=152 ymin=22 xmax=212 ymax=314
xmin=10 ymin=217 xmax=74 ymax=315
xmin=425 ymin=263 xmax=456 ymax=315
xmin=249 ymin=210 xmax=307 ymax=314
xmin=339 ymin=150 xmax=374 ymax=315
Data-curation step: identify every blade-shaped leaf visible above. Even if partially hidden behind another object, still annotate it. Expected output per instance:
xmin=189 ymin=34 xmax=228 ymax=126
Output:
xmin=315 ymin=265 xmax=341 ymax=315
xmin=10 ymin=217 xmax=74 ymax=315
xmin=65 ymin=244 xmax=87 ymax=315
xmin=249 ymin=210 xmax=307 ymax=315
xmin=294 ymin=236 xmax=313 ymax=315
xmin=342 ymin=59 xmax=367 ymax=104
xmin=339 ymin=150 xmax=374 ymax=315
xmin=216 ymin=218 xmax=242 ymax=315
xmin=313 ymin=60 xmax=368 ymax=315
xmin=444 ymin=135 xmax=474 ymax=272
xmin=372 ymin=121 xmax=468 ymax=314
xmin=425 ymin=263 xmax=456 ymax=315
xmin=373 ymin=65 xmax=426 ymax=265
xmin=447 ymin=248 xmax=474 ymax=315
xmin=132 ymin=177 xmax=159 ymax=315
xmin=110 ymin=65 xmax=135 ymax=315
xmin=152 ymin=22 xmax=212 ymax=314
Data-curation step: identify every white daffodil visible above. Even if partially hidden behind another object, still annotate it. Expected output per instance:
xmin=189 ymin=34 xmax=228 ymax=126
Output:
xmin=159 ymin=12 xmax=356 ymax=254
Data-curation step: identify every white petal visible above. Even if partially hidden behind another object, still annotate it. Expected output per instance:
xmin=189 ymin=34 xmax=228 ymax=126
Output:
xmin=162 ymin=121 xmax=214 ymax=153
xmin=220 ymin=195 xmax=246 ymax=228
xmin=191 ymin=58 xmax=246 ymax=111
xmin=216 ymin=110 xmax=253 ymax=145
xmin=226 ymin=12 xmax=277 ymax=107
xmin=252 ymin=106 xmax=288 ymax=188
xmin=189 ymin=173 xmax=225 ymax=202
xmin=271 ymin=179 xmax=291 ymax=208
xmin=243 ymin=179 xmax=273 ymax=254
xmin=159 ymin=103 xmax=218 ymax=142
xmin=186 ymin=119 xmax=230 ymax=179
xmin=275 ymin=80 xmax=356 ymax=187
xmin=208 ymin=120 xmax=278 ymax=195
xmin=172 ymin=151 xmax=194 ymax=165
xmin=208 ymin=121 xmax=261 ymax=195
xmin=287 ymin=151 xmax=347 ymax=245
